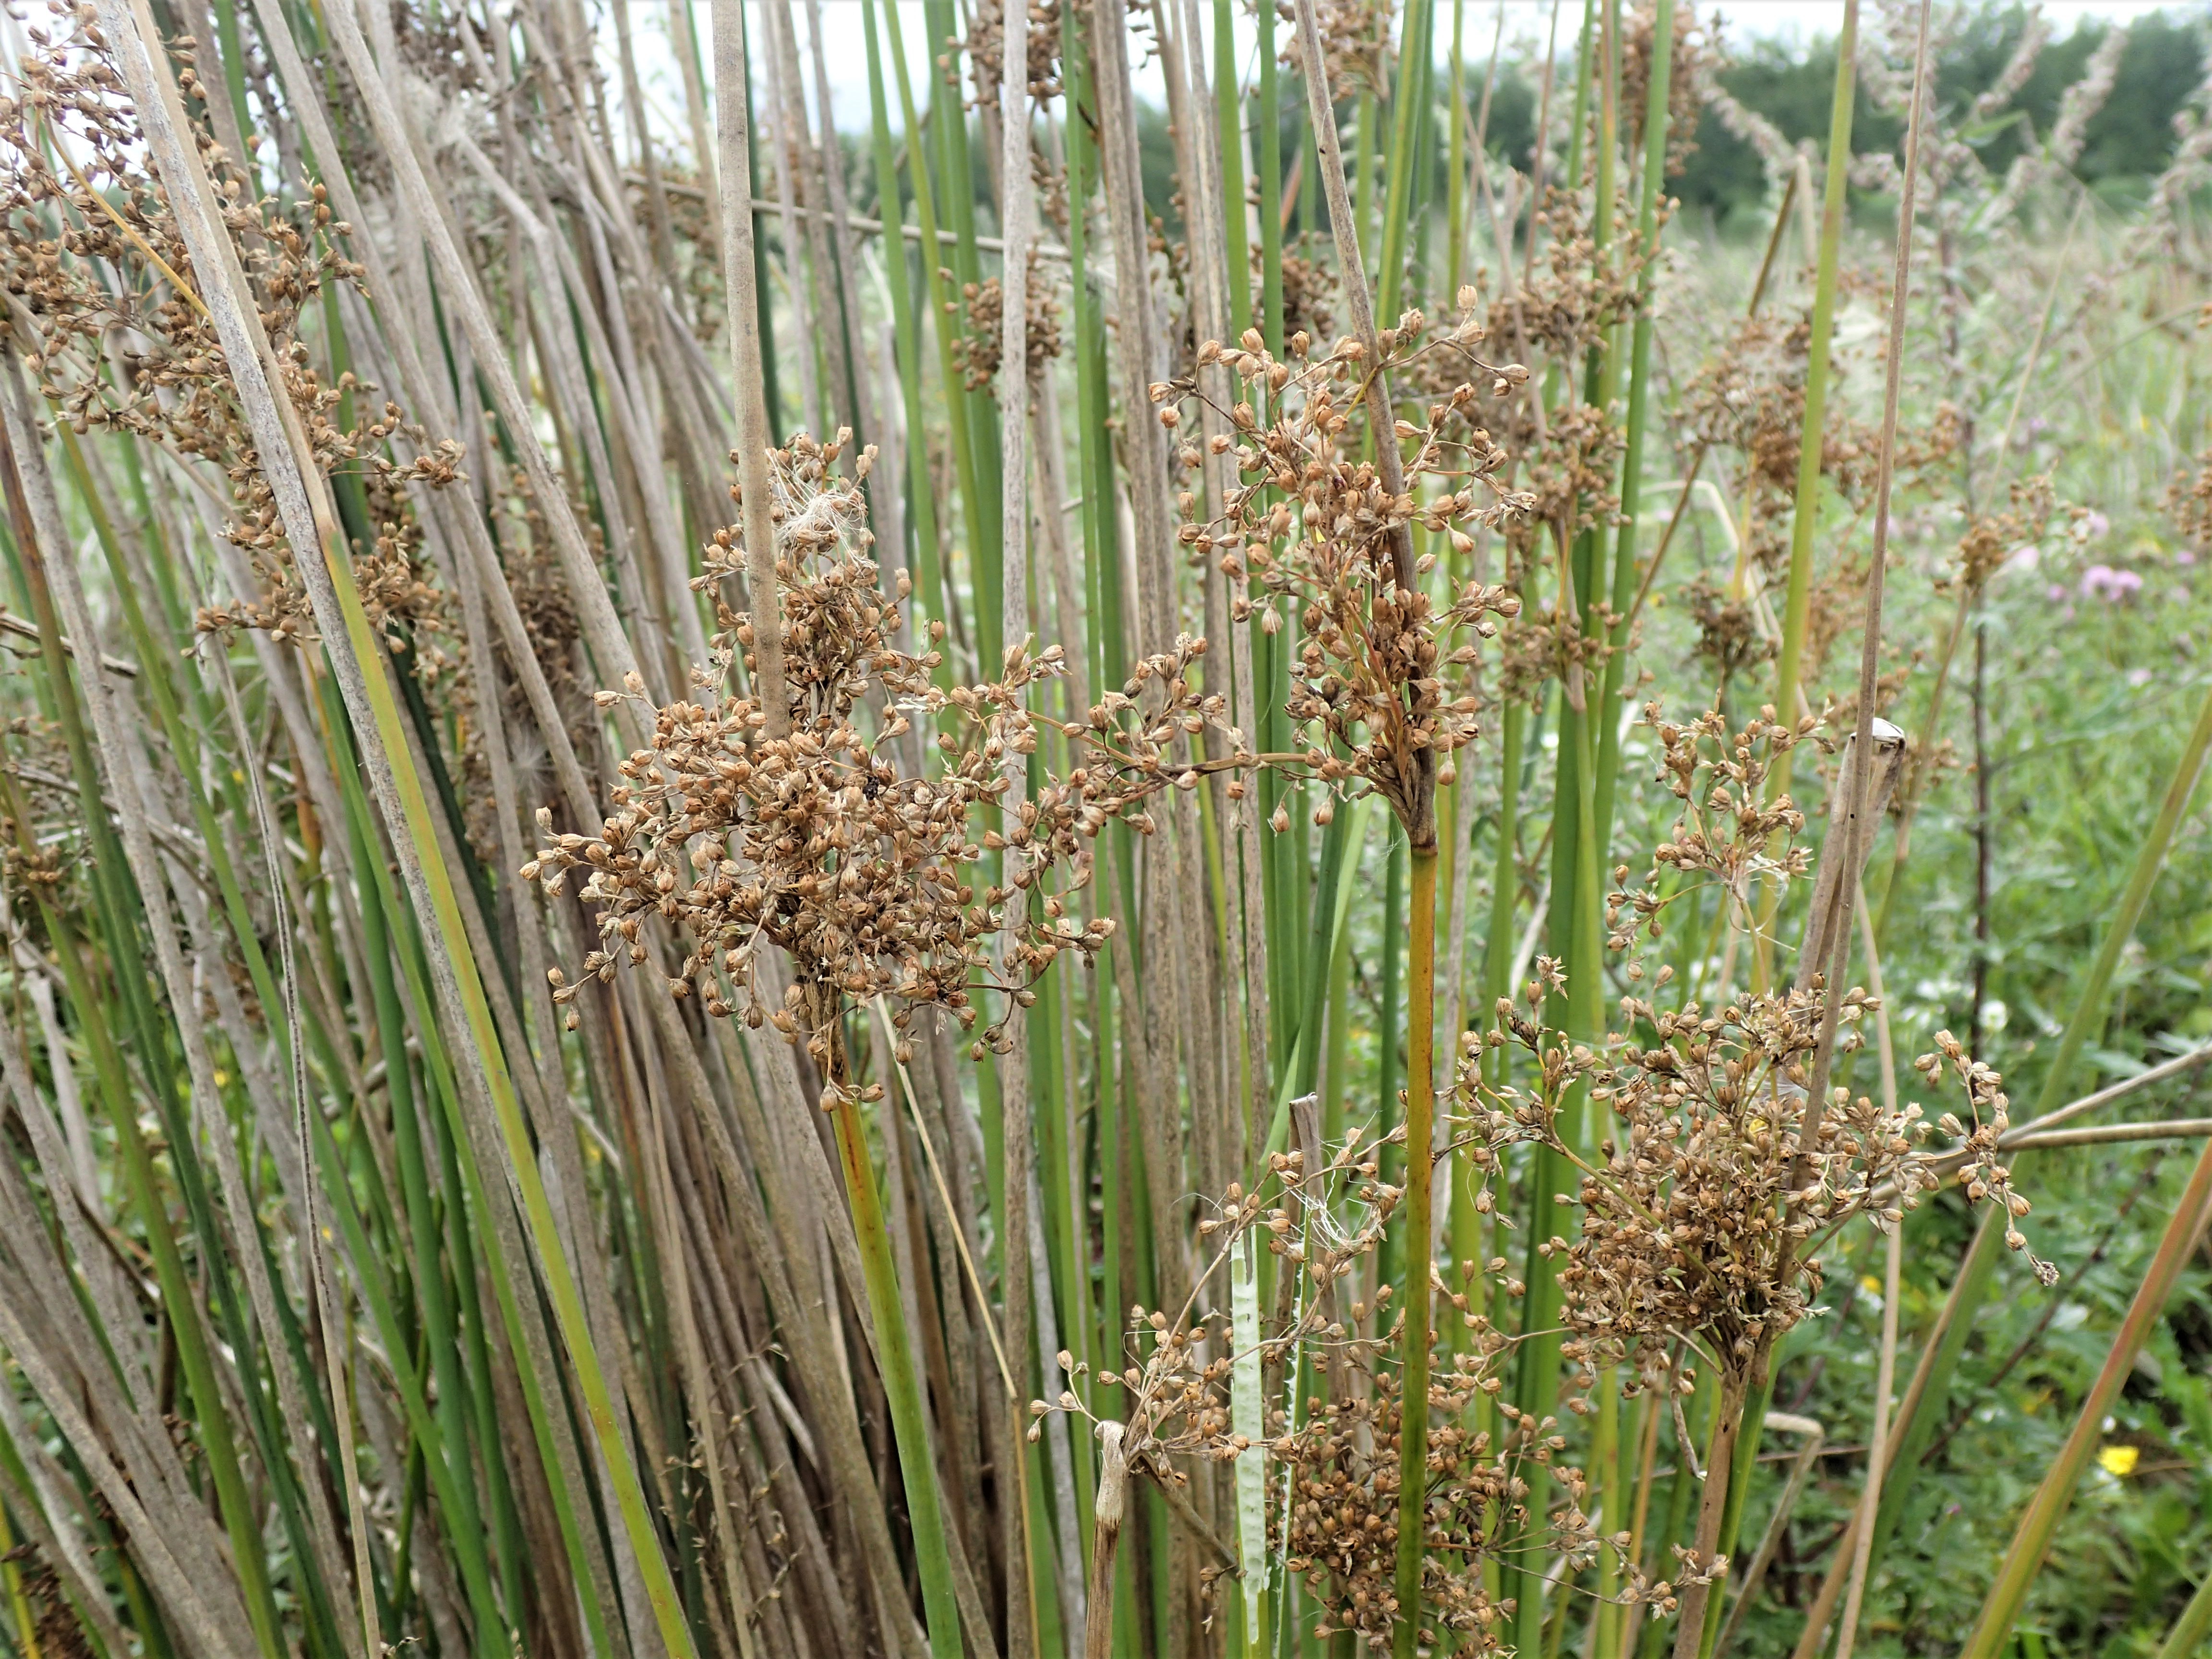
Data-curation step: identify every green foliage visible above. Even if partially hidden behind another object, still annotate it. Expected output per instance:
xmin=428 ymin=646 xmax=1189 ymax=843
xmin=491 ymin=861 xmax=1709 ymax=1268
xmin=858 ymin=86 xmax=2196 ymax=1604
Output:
xmin=1671 ymin=8 xmax=2211 ymax=223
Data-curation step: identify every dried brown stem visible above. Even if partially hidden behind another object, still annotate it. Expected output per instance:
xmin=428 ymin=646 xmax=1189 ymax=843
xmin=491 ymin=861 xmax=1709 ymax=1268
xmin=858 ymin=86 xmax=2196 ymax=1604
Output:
xmin=710 ymin=0 xmax=789 ymax=736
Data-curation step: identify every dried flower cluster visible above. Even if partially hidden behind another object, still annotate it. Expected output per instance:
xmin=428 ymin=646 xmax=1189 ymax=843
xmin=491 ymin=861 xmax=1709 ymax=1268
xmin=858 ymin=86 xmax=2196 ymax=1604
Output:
xmin=1503 ymin=194 xmax=1653 ymax=367
xmin=1626 ymin=703 xmax=1813 ymax=932
xmin=1623 ymin=3 xmax=1726 ymax=177
xmin=1510 ymin=399 xmax=1631 ymax=555
xmin=943 ymin=256 xmax=1063 ymax=392
xmin=1684 ymin=577 xmax=1773 ymax=685
xmin=963 ymin=0 xmax=1064 ymax=106
xmin=1684 ymin=313 xmax=1876 ymax=578
xmin=1263 ymin=242 xmax=1337 ymax=349
xmin=1472 ymin=192 xmax=1653 ymax=687
xmin=527 ymin=431 xmax=1240 ymax=1062
xmin=1264 ymin=1133 xmax=1539 ymax=1651
xmin=1275 ymin=1366 xmax=1527 ymax=1652
xmin=1953 ymin=473 xmax=2055 ymax=589
xmin=1281 ymin=0 xmax=1391 ymax=96
xmin=1455 ymin=704 xmax=2049 ymax=1380
xmin=2167 ymin=446 xmax=2212 ymax=551
xmin=1156 ymin=300 xmax=1527 ymax=829
xmin=1473 ymin=971 xmax=1901 ymax=1375
xmin=1915 ymin=1030 xmax=2044 ymax=1272
xmin=1039 ymin=1140 xmax=1625 ymax=1652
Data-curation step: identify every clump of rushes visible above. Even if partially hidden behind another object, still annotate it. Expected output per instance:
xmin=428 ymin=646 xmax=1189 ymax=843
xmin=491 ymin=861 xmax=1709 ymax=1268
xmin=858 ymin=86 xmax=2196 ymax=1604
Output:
xmin=0 ymin=34 xmax=464 ymax=628
xmin=5 ymin=0 xmax=2204 ymax=1651
xmin=1151 ymin=290 xmax=1527 ymax=1653
xmin=530 ymin=425 xmax=1256 ymax=1659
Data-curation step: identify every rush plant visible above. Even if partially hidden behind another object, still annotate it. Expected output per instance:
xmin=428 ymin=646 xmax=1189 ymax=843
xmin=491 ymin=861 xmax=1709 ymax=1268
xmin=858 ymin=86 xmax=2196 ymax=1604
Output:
xmin=0 ymin=2 xmax=2208 ymax=1659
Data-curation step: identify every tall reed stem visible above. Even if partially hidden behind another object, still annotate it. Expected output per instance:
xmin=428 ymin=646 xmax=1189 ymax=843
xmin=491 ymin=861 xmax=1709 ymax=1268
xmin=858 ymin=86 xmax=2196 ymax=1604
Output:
xmin=1591 ymin=0 xmax=1674 ymax=857
xmin=710 ymin=0 xmax=785 ymax=733
xmin=1671 ymin=1366 xmax=1751 ymax=1659
xmin=2154 ymin=1563 xmax=2212 ymax=1659
xmin=1289 ymin=12 xmax=1438 ymax=1656
xmin=1395 ymin=846 xmax=1441 ymax=1659
xmin=821 ymin=1009 xmax=965 ymax=1659
xmin=1771 ymin=0 xmax=1858 ymax=741
xmin=1835 ymin=899 xmax=1903 ymax=1659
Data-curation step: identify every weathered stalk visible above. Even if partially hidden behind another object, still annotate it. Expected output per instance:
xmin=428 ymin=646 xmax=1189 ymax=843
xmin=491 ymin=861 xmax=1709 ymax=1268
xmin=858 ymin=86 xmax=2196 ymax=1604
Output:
xmin=1086 ymin=1424 xmax=1131 ymax=1659
xmin=709 ymin=0 xmax=789 ymax=736
xmin=998 ymin=2 xmax=1042 ymax=1653
xmin=1669 ymin=1364 xmax=1750 ymax=1659
xmin=1835 ymin=901 xmax=1904 ymax=1659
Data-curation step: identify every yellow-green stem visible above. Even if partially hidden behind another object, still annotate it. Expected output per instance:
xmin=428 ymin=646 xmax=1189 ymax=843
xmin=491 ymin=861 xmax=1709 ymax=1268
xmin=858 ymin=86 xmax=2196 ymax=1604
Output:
xmin=0 ymin=1406 xmax=40 ymax=1659
xmin=825 ymin=1041 xmax=965 ymax=1659
xmin=1392 ymin=845 xmax=1439 ymax=1659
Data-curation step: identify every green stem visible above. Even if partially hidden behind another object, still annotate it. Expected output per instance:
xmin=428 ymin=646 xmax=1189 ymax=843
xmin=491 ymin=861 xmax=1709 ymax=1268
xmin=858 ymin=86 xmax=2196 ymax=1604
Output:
xmin=0 ymin=1483 xmax=39 ymax=1659
xmin=861 ymin=0 xmax=944 ymax=661
xmin=0 ymin=432 xmax=287 ymax=1659
xmin=1481 ymin=697 xmax=1526 ymax=1079
xmin=1591 ymin=0 xmax=1674 ymax=860
xmin=885 ymin=0 xmax=986 ymax=649
xmin=1381 ymin=827 xmax=1406 ymax=1218
xmin=2154 ymin=1566 xmax=2212 ymax=1659
xmin=315 ymin=360 xmax=695 ymax=1659
xmin=1258 ymin=0 xmax=1285 ymax=355
xmin=1391 ymin=845 xmax=1440 ymax=1659
xmin=1216 ymin=0 xmax=1250 ymax=333
xmin=825 ymin=1035 xmax=965 ymax=1659
xmin=1772 ymin=0 xmax=1859 ymax=742
xmin=923 ymin=0 xmax=1002 ymax=655
xmin=1375 ymin=0 xmax=1431 ymax=323
xmin=1445 ymin=0 xmax=1466 ymax=297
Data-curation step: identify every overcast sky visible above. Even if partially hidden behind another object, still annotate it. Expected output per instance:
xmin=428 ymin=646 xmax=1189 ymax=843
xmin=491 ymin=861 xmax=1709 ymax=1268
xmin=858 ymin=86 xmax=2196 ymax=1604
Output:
xmin=627 ymin=0 xmax=2194 ymax=144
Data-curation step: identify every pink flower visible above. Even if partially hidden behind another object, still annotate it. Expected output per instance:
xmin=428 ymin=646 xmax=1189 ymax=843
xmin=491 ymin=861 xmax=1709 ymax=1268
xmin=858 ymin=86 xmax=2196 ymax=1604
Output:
xmin=2080 ymin=565 xmax=2143 ymax=602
